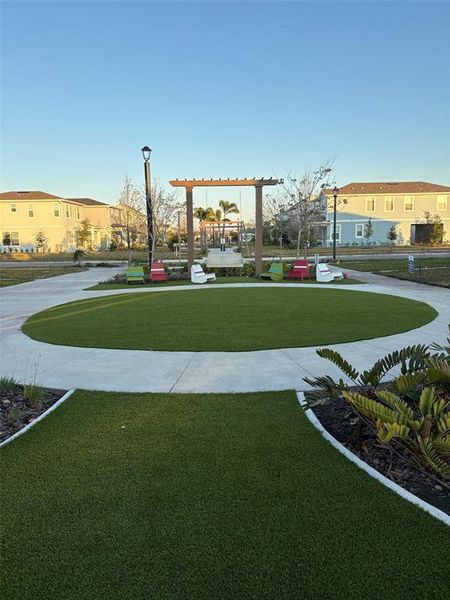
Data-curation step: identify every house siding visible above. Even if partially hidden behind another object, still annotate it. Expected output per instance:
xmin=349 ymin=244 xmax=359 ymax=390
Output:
xmin=325 ymin=190 xmax=450 ymax=245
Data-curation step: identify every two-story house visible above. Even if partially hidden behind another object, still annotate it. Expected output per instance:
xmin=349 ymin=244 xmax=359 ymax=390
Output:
xmin=0 ymin=191 xmax=121 ymax=252
xmin=323 ymin=181 xmax=450 ymax=246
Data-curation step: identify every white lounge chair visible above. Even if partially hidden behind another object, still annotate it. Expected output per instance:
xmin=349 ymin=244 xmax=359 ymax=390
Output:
xmin=316 ymin=263 xmax=343 ymax=283
xmin=191 ymin=264 xmax=217 ymax=284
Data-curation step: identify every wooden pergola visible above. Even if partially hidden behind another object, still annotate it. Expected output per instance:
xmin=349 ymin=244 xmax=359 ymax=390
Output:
xmin=169 ymin=178 xmax=280 ymax=275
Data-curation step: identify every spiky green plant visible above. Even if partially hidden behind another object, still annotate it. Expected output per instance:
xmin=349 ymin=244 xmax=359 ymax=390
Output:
xmin=342 ymin=386 xmax=449 ymax=473
xmin=303 ymin=344 xmax=430 ymax=404
xmin=5 ymin=406 xmax=23 ymax=427
xmin=0 ymin=376 xmax=17 ymax=394
xmin=23 ymin=383 xmax=43 ymax=408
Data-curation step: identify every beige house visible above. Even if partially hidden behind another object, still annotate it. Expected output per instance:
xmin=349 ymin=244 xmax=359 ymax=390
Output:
xmin=0 ymin=191 xmax=122 ymax=252
xmin=323 ymin=181 xmax=450 ymax=245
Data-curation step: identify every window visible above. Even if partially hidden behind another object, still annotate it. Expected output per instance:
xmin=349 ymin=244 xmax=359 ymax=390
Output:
xmin=366 ymin=198 xmax=375 ymax=212
xmin=10 ymin=204 xmax=17 ymax=213
xmin=404 ymin=196 xmax=414 ymax=212
xmin=2 ymin=231 xmax=19 ymax=245
xmin=437 ymin=195 xmax=447 ymax=211
xmin=66 ymin=205 xmax=70 ymax=218
xmin=76 ymin=207 xmax=80 ymax=219
xmin=355 ymin=224 xmax=363 ymax=238
xmin=384 ymin=197 xmax=394 ymax=212
xmin=53 ymin=203 xmax=60 ymax=217
xmin=28 ymin=204 xmax=34 ymax=217
xmin=330 ymin=224 xmax=341 ymax=243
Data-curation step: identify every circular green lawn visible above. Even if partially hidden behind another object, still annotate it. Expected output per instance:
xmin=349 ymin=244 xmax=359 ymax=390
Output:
xmin=22 ymin=287 xmax=437 ymax=352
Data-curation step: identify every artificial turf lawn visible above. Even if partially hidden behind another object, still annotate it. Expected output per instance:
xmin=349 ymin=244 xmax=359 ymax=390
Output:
xmin=1 ymin=390 xmax=448 ymax=600
xmin=22 ymin=287 xmax=437 ymax=352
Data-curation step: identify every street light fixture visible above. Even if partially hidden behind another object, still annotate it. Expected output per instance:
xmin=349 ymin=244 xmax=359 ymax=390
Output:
xmin=141 ymin=146 xmax=153 ymax=267
xmin=332 ymin=186 xmax=339 ymax=262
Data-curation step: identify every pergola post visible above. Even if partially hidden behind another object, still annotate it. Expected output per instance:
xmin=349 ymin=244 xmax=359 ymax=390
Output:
xmin=186 ymin=186 xmax=194 ymax=270
xmin=255 ymin=185 xmax=263 ymax=276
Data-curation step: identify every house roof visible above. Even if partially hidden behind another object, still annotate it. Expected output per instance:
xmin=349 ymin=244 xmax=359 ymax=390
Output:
xmin=68 ymin=197 xmax=108 ymax=206
xmin=324 ymin=181 xmax=450 ymax=195
xmin=0 ymin=190 xmax=63 ymax=200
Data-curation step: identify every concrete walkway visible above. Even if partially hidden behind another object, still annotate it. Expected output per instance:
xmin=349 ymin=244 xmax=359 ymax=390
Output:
xmin=0 ymin=268 xmax=448 ymax=393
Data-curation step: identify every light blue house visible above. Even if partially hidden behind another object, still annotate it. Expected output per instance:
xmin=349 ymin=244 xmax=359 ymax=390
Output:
xmin=323 ymin=181 xmax=450 ymax=246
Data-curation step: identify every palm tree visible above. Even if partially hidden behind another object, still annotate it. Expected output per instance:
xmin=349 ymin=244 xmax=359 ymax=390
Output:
xmin=194 ymin=206 xmax=214 ymax=252
xmin=218 ymin=200 xmax=239 ymax=237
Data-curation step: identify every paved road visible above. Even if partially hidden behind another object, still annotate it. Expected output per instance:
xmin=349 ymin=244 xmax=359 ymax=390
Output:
xmin=1 ymin=250 xmax=449 ymax=268
xmin=0 ymin=268 xmax=448 ymax=393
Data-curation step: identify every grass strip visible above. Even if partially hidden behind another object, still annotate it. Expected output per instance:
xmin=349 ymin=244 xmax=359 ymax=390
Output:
xmin=1 ymin=390 xmax=448 ymax=600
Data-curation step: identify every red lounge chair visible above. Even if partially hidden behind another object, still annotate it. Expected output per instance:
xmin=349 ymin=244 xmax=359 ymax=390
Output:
xmin=150 ymin=261 xmax=168 ymax=283
xmin=287 ymin=259 xmax=310 ymax=281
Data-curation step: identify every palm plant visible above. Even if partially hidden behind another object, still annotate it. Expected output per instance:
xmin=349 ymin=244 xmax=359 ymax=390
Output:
xmin=303 ymin=334 xmax=450 ymax=474
xmin=218 ymin=200 xmax=239 ymax=237
xmin=194 ymin=206 xmax=215 ymax=252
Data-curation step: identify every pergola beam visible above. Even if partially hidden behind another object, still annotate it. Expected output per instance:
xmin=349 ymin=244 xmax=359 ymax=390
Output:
xmin=170 ymin=178 xmax=279 ymax=188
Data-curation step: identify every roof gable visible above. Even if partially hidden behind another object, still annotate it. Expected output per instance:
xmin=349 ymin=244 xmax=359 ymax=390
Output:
xmin=325 ymin=181 xmax=450 ymax=195
xmin=0 ymin=190 xmax=63 ymax=200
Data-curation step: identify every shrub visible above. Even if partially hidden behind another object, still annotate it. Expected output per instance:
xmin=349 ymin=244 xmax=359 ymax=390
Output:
xmin=6 ymin=406 xmax=23 ymax=427
xmin=304 ymin=328 xmax=450 ymax=474
xmin=0 ymin=376 xmax=17 ymax=393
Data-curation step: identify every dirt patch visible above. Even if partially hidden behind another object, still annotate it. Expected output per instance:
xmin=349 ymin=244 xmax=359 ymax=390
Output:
xmin=0 ymin=385 xmax=67 ymax=443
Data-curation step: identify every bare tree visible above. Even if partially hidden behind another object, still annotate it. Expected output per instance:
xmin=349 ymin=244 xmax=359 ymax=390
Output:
xmin=266 ymin=164 xmax=336 ymax=258
xmin=113 ymin=176 xmax=146 ymax=265
xmin=148 ymin=178 xmax=182 ymax=250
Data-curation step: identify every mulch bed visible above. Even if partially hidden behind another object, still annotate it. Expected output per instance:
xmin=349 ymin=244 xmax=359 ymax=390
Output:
xmin=311 ymin=396 xmax=450 ymax=515
xmin=0 ymin=386 xmax=67 ymax=444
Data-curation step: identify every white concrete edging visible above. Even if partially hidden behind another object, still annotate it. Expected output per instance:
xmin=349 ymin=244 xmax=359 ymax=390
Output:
xmin=0 ymin=389 xmax=75 ymax=448
xmin=296 ymin=391 xmax=450 ymax=527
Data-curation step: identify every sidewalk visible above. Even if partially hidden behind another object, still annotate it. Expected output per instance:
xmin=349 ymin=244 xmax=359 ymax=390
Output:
xmin=0 ymin=268 xmax=448 ymax=393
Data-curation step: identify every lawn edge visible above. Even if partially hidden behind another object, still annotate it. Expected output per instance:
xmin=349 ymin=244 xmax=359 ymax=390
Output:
xmin=296 ymin=391 xmax=450 ymax=527
xmin=0 ymin=389 xmax=75 ymax=448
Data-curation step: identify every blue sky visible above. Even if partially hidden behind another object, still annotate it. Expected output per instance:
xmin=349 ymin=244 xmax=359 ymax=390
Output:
xmin=1 ymin=0 xmax=449 ymax=217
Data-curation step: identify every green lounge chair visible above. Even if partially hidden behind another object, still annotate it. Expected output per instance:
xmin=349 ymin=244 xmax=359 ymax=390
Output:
xmin=260 ymin=263 xmax=284 ymax=282
xmin=127 ymin=266 xmax=145 ymax=284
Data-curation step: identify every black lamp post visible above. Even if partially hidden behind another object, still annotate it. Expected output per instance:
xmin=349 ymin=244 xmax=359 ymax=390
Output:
xmin=141 ymin=146 xmax=153 ymax=267
xmin=332 ymin=186 xmax=339 ymax=262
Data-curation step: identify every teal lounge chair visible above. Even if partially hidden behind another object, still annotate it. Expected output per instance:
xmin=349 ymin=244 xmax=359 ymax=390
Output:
xmin=260 ymin=263 xmax=284 ymax=282
xmin=127 ymin=266 xmax=145 ymax=284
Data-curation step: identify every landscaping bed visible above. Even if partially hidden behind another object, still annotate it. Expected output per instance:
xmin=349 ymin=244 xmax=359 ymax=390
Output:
xmin=0 ymin=383 xmax=67 ymax=443
xmin=311 ymin=396 xmax=450 ymax=515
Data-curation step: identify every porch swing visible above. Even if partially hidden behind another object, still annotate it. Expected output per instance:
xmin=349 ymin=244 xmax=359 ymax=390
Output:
xmin=203 ymin=188 xmax=245 ymax=268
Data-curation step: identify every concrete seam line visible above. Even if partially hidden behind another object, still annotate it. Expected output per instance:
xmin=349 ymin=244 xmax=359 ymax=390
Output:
xmin=296 ymin=391 xmax=450 ymax=527
xmin=0 ymin=389 xmax=75 ymax=449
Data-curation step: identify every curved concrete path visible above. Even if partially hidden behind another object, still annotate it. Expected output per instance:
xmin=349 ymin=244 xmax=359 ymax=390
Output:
xmin=0 ymin=267 xmax=449 ymax=393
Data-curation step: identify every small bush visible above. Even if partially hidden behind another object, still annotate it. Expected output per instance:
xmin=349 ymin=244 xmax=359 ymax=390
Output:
xmin=24 ymin=384 xmax=44 ymax=408
xmin=0 ymin=376 xmax=17 ymax=393
xmin=6 ymin=406 xmax=23 ymax=427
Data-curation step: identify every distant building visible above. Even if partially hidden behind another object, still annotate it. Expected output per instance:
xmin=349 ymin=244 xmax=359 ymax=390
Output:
xmin=0 ymin=191 xmax=122 ymax=252
xmin=323 ymin=181 xmax=450 ymax=246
